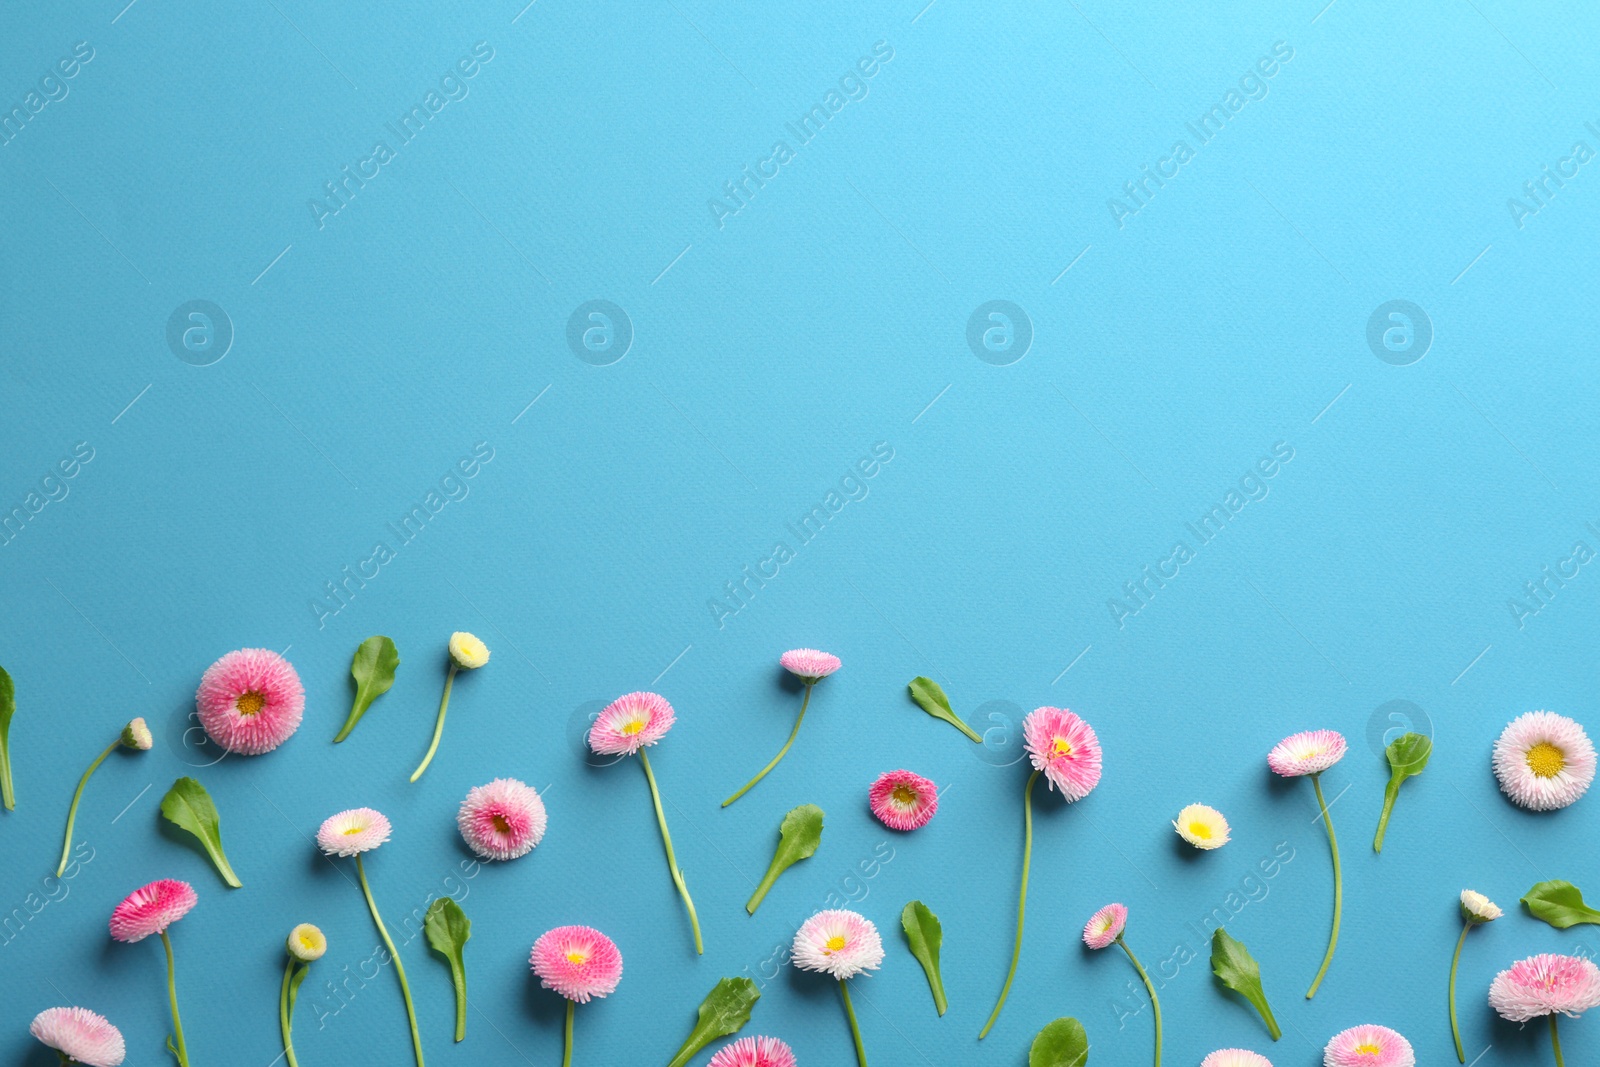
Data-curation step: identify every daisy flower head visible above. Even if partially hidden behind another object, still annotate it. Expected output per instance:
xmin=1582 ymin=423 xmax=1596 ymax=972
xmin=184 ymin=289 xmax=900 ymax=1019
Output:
xmin=792 ymin=909 xmax=885 ymax=980
xmin=317 ymin=807 xmax=392 ymax=857
xmin=780 ymin=648 xmax=841 ymax=683
xmin=287 ymin=923 xmax=327 ymax=962
xmin=448 ymin=631 xmax=490 ymax=670
xmin=588 ymin=691 xmax=675 ymax=756
xmin=869 ymin=769 xmax=939 ymax=831
xmin=120 ymin=717 xmax=153 ymax=751
xmin=530 ymin=925 xmax=623 ymax=1003
xmin=30 ymin=1007 xmax=126 ymax=1067
xmin=1489 ymin=953 xmax=1600 ymax=1021
xmin=1492 ymin=711 xmax=1596 ymax=811
xmin=1174 ymin=803 xmax=1230 ymax=849
xmin=1322 ymin=1024 xmax=1415 ymax=1067
xmin=196 ymin=647 xmax=305 ymax=755
xmin=1268 ymin=730 xmax=1347 ymax=778
xmin=109 ymin=879 xmax=197 ymax=943
xmin=1460 ymin=889 xmax=1502 ymax=925
xmin=1202 ymin=1052 xmax=1272 ymax=1067
xmin=458 ymin=777 xmax=547 ymax=861
xmin=1083 ymin=902 xmax=1128 ymax=950
xmin=707 ymin=1036 xmax=798 ymax=1067
xmin=1022 ymin=707 xmax=1103 ymax=799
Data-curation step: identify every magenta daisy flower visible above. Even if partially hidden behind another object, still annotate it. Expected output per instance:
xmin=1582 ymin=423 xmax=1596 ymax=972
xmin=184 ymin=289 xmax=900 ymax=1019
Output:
xmin=1269 ymin=728 xmax=1348 ymax=999
xmin=1323 ymin=1024 xmax=1415 ymax=1067
xmin=30 ymin=1007 xmax=126 ymax=1067
xmin=724 ymin=649 xmax=842 ymax=807
xmin=1203 ymin=1052 xmax=1273 ymax=1067
xmin=589 ymin=691 xmax=675 ymax=756
xmin=1083 ymin=902 xmax=1128 ymax=950
xmin=1022 ymin=707 xmax=1103 ymax=799
xmin=1490 ymin=953 xmax=1600 ymax=1019
xmin=708 ymin=1036 xmax=798 ymax=1067
xmin=110 ymin=880 xmax=197 ymax=1066
xmin=1492 ymin=711 xmax=1596 ymax=811
xmin=316 ymin=807 xmax=392 ymax=856
xmin=458 ymin=778 xmax=548 ymax=861
xmin=868 ymin=769 xmax=939 ymax=831
xmin=195 ymin=648 xmax=305 ymax=755
xmin=531 ymin=925 xmax=622 ymax=1065
xmin=792 ymin=910 xmax=883 ymax=1067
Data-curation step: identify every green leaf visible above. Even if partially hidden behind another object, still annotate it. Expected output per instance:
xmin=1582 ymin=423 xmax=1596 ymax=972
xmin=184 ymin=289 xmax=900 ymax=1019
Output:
xmin=907 ymin=676 xmax=983 ymax=743
xmin=1210 ymin=928 xmax=1281 ymax=1040
xmin=335 ymin=636 xmax=400 ymax=743
xmin=1028 ymin=1017 xmax=1089 ymax=1067
xmin=0 ymin=665 xmax=14 ymax=810
xmin=159 ymin=777 xmax=242 ymax=888
xmin=901 ymin=900 xmax=948 ymax=1016
xmin=747 ymin=804 xmax=824 ymax=914
xmin=1373 ymin=732 xmax=1431 ymax=853
xmin=1522 ymin=880 xmax=1600 ymax=929
xmin=664 ymin=977 xmax=761 ymax=1067
xmin=425 ymin=898 xmax=471 ymax=1042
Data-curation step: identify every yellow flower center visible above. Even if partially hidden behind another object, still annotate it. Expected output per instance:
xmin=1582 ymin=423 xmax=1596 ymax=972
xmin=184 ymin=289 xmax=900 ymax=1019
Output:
xmin=300 ymin=934 xmax=319 ymax=949
xmin=566 ymin=951 xmax=588 ymax=966
xmin=621 ymin=718 xmax=646 ymax=736
xmin=1052 ymin=737 xmax=1073 ymax=756
xmin=1527 ymin=741 xmax=1566 ymax=778
xmin=892 ymin=785 xmax=918 ymax=805
xmin=236 ymin=690 xmax=267 ymax=716
xmin=492 ymin=814 xmax=512 ymax=834
xmin=1353 ymin=1043 xmax=1381 ymax=1056
xmin=1188 ymin=821 xmax=1212 ymax=840
xmin=825 ymin=935 xmax=848 ymax=952
xmin=342 ymin=825 xmax=365 ymax=836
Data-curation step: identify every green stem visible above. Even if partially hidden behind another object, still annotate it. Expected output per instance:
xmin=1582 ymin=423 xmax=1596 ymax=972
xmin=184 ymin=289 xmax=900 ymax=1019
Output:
xmin=280 ymin=958 xmax=300 ymax=1067
xmin=451 ymin=956 xmax=467 ymax=1042
xmin=722 ymin=683 xmax=812 ymax=806
xmin=410 ymin=663 xmax=457 ymax=782
xmin=979 ymin=769 xmax=1040 ymax=1040
xmin=563 ymin=999 xmax=574 ymax=1067
xmin=0 ymin=727 xmax=14 ymax=812
xmin=161 ymin=929 xmax=190 ymax=1067
xmin=357 ymin=854 xmax=425 ymax=1067
xmin=1373 ymin=778 xmax=1401 ymax=852
xmin=1306 ymin=774 xmax=1342 ymax=999
xmin=839 ymin=980 xmax=869 ymax=1067
xmin=1119 ymin=937 xmax=1162 ymax=1067
xmin=57 ymin=740 xmax=118 ymax=876
xmin=639 ymin=750 xmax=703 ymax=953
xmin=1449 ymin=921 xmax=1469 ymax=1063
xmin=1551 ymin=1012 xmax=1564 ymax=1067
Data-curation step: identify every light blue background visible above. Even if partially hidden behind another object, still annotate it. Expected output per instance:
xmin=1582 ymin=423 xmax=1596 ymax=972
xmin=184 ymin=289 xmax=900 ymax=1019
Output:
xmin=4 ymin=0 xmax=1600 ymax=1064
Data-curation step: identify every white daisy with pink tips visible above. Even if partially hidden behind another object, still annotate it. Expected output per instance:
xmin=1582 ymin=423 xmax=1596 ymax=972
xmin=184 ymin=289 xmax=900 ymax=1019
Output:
xmin=1492 ymin=711 xmax=1596 ymax=811
xmin=792 ymin=909 xmax=883 ymax=1067
xmin=1268 ymin=728 xmax=1347 ymax=999
xmin=724 ymin=649 xmax=842 ymax=806
xmin=30 ymin=1007 xmax=126 ymax=1067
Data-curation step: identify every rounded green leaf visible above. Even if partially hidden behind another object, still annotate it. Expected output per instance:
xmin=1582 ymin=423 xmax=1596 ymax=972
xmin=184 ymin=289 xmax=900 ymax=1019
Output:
xmin=1029 ymin=1017 xmax=1089 ymax=1067
xmin=159 ymin=777 xmax=242 ymax=888
xmin=1523 ymin=880 xmax=1600 ymax=928
xmin=746 ymin=804 xmax=824 ymax=914
xmin=901 ymin=900 xmax=948 ymax=1016
xmin=907 ymin=676 xmax=983 ymax=743
xmin=665 ymin=977 xmax=761 ymax=1067
xmin=336 ymin=636 xmax=400 ymax=742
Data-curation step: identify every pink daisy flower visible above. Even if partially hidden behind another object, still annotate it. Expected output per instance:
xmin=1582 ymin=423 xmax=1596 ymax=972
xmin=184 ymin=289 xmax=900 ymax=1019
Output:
xmin=531 ymin=925 xmax=623 ymax=1003
xmin=1083 ymin=902 xmax=1128 ymax=949
xmin=109 ymin=878 xmax=196 ymax=942
xmin=316 ymin=808 xmax=392 ymax=857
xmin=588 ymin=691 xmax=675 ymax=757
xmin=1203 ymin=1052 xmax=1272 ymax=1067
xmin=1022 ymin=707 xmax=1103 ymax=799
xmin=30 ymin=1007 xmax=126 ymax=1067
xmin=868 ymin=769 xmax=939 ymax=831
xmin=780 ymin=648 xmax=841 ymax=682
xmin=195 ymin=648 xmax=305 ymax=755
xmin=708 ymin=1036 xmax=798 ymax=1067
xmin=792 ymin=909 xmax=884 ymax=980
xmin=458 ymin=778 xmax=548 ymax=861
xmin=1268 ymin=730 xmax=1347 ymax=777
xmin=1493 ymin=711 xmax=1597 ymax=811
xmin=1489 ymin=953 xmax=1600 ymax=1021
xmin=1322 ymin=1024 xmax=1415 ymax=1067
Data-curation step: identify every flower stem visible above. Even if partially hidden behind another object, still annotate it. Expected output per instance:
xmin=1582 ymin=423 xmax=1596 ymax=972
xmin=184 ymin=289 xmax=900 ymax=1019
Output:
xmin=1119 ymin=937 xmax=1162 ymax=1067
xmin=1306 ymin=773 xmax=1342 ymax=999
xmin=1551 ymin=1012 xmax=1564 ymax=1067
xmin=839 ymin=980 xmax=869 ymax=1067
xmin=722 ymin=683 xmax=813 ymax=807
xmin=280 ymin=958 xmax=300 ymax=1067
xmin=638 ymin=749 xmax=703 ymax=954
xmin=979 ymin=768 xmax=1040 ymax=1040
xmin=563 ymin=999 xmax=574 ymax=1067
xmin=57 ymin=739 xmax=118 ymax=876
xmin=1448 ymin=921 xmax=1469 ymax=1063
xmin=1373 ymin=777 xmax=1402 ymax=852
xmin=0 ymin=730 xmax=14 ymax=812
xmin=410 ymin=663 xmax=457 ymax=783
xmin=161 ymin=929 xmax=190 ymax=1067
xmin=356 ymin=854 xmax=426 ymax=1067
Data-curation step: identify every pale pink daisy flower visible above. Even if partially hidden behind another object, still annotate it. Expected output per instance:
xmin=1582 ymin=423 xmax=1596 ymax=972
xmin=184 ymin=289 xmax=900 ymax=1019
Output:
xmin=792 ymin=909 xmax=885 ymax=980
xmin=196 ymin=648 xmax=305 ymax=755
xmin=1202 ymin=1051 xmax=1272 ymax=1067
xmin=1492 ymin=711 xmax=1596 ymax=811
xmin=868 ymin=769 xmax=939 ymax=831
xmin=316 ymin=807 xmax=392 ymax=857
xmin=1268 ymin=730 xmax=1348 ymax=777
xmin=30 ymin=1007 xmax=126 ymax=1067
xmin=708 ymin=1036 xmax=798 ymax=1067
xmin=458 ymin=778 xmax=548 ymax=861
xmin=588 ymin=691 xmax=675 ymax=756
xmin=1322 ymin=1024 xmax=1415 ymax=1067
xmin=780 ymin=648 xmax=841 ymax=682
xmin=531 ymin=925 xmax=623 ymax=1003
xmin=109 ymin=878 xmax=196 ymax=942
xmin=1489 ymin=953 xmax=1600 ymax=1021
xmin=1022 ymin=707 xmax=1103 ymax=799
xmin=1083 ymin=902 xmax=1128 ymax=949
